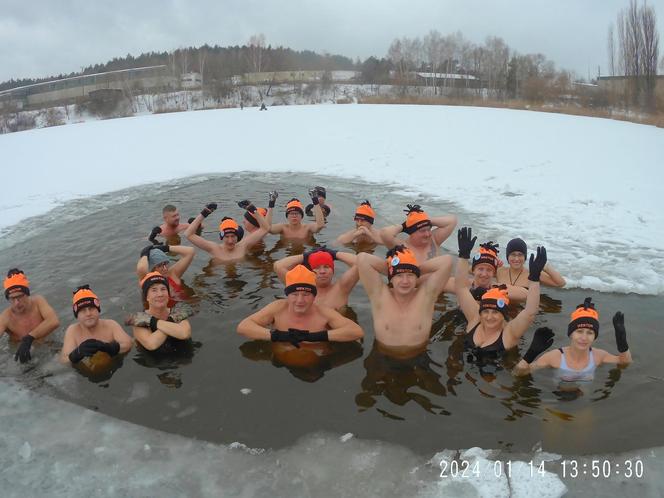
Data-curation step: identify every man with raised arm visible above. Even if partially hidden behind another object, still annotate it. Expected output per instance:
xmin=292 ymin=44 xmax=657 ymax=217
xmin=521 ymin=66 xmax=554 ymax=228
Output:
xmin=380 ymin=204 xmax=457 ymax=262
xmin=147 ymin=204 xmax=191 ymax=243
xmin=185 ymin=200 xmax=270 ymax=262
xmin=60 ymin=285 xmax=132 ymax=365
xmin=357 ymin=246 xmax=453 ymax=352
xmin=1 ymin=269 xmax=60 ymax=363
xmin=136 ymin=242 xmax=195 ymax=303
xmin=274 ymin=247 xmax=359 ymax=310
xmin=242 ymin=191 xmax=277 ymax=234
xmin=269 ymin=188 xmax=325 ymax=239
xmin=237 ymin=264 xmax=363 ymax=349
xmin=334 ymin=200 xmax=384 ymax=246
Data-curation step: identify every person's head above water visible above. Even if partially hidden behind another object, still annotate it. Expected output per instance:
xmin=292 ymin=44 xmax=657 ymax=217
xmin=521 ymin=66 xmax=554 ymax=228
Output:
xmin=479 ymin=285 xmax=510 ymax=320
xmin=285 ymin=198 xmax=304 ymax=224
xmin=354 ymin=200 xmax=376 ymax=228
xmin=505 ymin=238 xmax=527 ymax=269
xmin=4 ymin=268 xmax=30 ymax=300
xmin=72 ymin=284 xmax=101 ymax=323
xmin=140 ymin=271 xmax=170 ymax=301
xmin=243 ymin=207 xmax=268 ymax=232
xmin=304 ymin=248 xmax=335 ymax=287
xmin=472 ymin=241 xmax=500 ymax=287
xmin=284 ymin=264 xmax=317 ymax=314
xmin=568 ymin=297 xmax=600 ymax=338
xmin=219 ymin=217 xmax=244 ymax=246
xmin=148 ymin=249 xmax=170 ymax=274
xmin=162 ymin=204 xmax=181 ymax=228
xmin=386 ymin=245 xmax=420 ymax=295
xmin=402 ymin=204 xmax=431 ymax=234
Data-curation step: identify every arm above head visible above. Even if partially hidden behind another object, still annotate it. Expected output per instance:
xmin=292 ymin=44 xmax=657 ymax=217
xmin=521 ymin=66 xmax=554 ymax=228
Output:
xmin=455 ymin=227 xmax=480 ymax=324
xmin=420 ymin=255 xmax=453 ymax=297
xmin=273 ymin=254 xmax=304 ymax=283
xmin=236 ymin=301 xmax=283 ymax=340
xmin=430 ymin=214 xmax=458 ymax=247
xmin=357 ymin=252 xmax=387 ymax=301
xmin=307 ymin=192 xmax=325 ymax=233
xmin=169 ymin=245 xmax=195 ymax=280
xmin=184 ymin=213 xmax=219 ymax=254
xmin=379 ymin=224 xmax=403 ymax=249
xmin=600 ymin=311 xmax=632 ymax=366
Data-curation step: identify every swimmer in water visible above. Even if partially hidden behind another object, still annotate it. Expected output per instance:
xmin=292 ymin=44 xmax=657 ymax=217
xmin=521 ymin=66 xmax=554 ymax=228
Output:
xmin=334 ymin=200 xmax=383 ymax=246
xmin=305 ymin=186 xmax=331 ymax=218
xmin=357 ymin=245 xmax=453 ymax=353
xmin=455 ymin=227 xmax=547 ymax=354
xmin=237 ymin=264 xmax=363 ymax=348
xmin=60 ymin=285 xmax=132 ymax=365
xmin=269 ymin=189 xmax=325 ymax=239
xmin=445 ymin=239 xmax=500 ymax=299
xmin=185 ymin=200 xmax=270 ymax=262
xmin=274 ymin=246 xmax=359 ymax=310
xmin=136 ymin=243 xmax=195 ymax=298
xmin=496 ymin=237 xmax=566 ymax=303
xmin=147 ymin=204 xmax=191 ymax=243
xmin=1 ymin=268 xmax=60 ymax=363
xmin=514 ymin=297 xmax=632 ymax=378
xmin=380 ymin=204 xmax=457 ymax=262
xmin=126 ymin=272 xmax=194 ymax=352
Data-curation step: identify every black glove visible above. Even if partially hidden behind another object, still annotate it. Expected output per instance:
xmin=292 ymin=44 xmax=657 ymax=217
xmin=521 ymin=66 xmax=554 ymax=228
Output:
xmin=201 ymin=203 xmax=217 ymax=218
xmin=153 ymin=244 xmax=170 ymax=253
xmin=470 ymin=286 xmax=488 ymax=301
xmin=238 ymin=200 xmax=255 ymax=212
xmin=187 ymin=217 xmax=196 ymax=224
xmin=268 ymin=191 xmax=278 ymax=208
xmin=302 ymin=249 xmax=315 ymax=269
xmin=306 ymin=330 xmax=329 ymax=342
xmin=613 ymin=311 xmax=629 ymax=353
xmin=527 ymin=246 xmax=548 ymax=282
xmin=14 ymin=335 xmax=34 ymax=363
xmin=457 ymin=227 xmax=477 ymax=259
xmin=308 ymin=188 xmax=319 ymax=205
xmin=149 ymin=316 xmax=159 ymax=332
xmin=68 ymin=339 xmax=107 ymax=364
xmin=522 ymin=327 xmax=554 ymax=364
xmin=99 ymin=340 xmax=121 ymax=357
xmin=140 ymin=245 xmax=154 ymax=258
xmin=271 ymin=328 xmax=306 ymax=348
xmin=318 ymin=245 xmax=337 ymax=260
xmin=148 ymin=226 xmax=162 ymax=244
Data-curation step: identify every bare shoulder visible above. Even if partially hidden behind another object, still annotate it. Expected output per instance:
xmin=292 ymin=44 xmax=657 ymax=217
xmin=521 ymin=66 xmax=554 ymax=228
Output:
xmin=315 ymin=303 xmax=344 ymax=320
xmin=63 ymin=322 xmax=81 ymax=339
xmin=100 ymin=318 xmax=123 ymax=330
xmin=495 ymin=267 xmax=508 ymax=280
xmin=591 ymin=348 xmax=610 ymax=362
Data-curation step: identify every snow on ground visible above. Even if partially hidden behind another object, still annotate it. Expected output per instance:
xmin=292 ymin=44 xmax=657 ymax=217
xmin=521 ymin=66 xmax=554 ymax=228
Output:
xmin=1 ymin=104 xmax=663 ymax=294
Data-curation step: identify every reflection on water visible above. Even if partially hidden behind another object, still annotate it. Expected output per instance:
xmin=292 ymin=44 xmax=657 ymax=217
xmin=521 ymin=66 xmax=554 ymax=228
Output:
xmin=1 ymin=172 xmax=661 ymax=455
xmin=132 ymin=340 xmax=200 ymax=388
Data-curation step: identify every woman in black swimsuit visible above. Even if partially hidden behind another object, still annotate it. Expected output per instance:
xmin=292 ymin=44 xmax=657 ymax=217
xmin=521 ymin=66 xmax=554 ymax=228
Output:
xmin=455 ymin=227 xmax=547 ymax=354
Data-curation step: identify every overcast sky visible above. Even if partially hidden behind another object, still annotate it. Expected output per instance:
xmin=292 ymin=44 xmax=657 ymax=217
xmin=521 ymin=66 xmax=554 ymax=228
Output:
xmin=1 ymin=0 xmax=663 ymax=83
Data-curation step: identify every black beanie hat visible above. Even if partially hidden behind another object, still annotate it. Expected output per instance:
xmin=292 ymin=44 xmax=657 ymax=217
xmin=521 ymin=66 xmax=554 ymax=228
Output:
xmin=506 ymin=238 xmax=527 ymax=258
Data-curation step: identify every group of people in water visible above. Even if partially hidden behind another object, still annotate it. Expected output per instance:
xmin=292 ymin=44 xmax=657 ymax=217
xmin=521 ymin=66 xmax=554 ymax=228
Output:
xmin=1 ymin=186 xmax=632 ymax=386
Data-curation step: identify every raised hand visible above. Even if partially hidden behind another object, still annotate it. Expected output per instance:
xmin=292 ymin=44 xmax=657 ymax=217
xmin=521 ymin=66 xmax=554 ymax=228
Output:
xmin=268 ymin=191 xmax=278 ymax=208
xmin=613 ymin=311 xmax=629 ymax=353
xmin=457 ymin=227 xmax=477 ymax=259
xmin=237 ymin=200 xmax=255 ymax=211
xmin=149 ymin=226 xmax=162 ymax=244
xmin=527 ymin=246 xmax=548 ymax=282
xmin=522 ymin=327 xmax=554 ymax=364
xmin=200 ymin=203 xmax=218 ymax=218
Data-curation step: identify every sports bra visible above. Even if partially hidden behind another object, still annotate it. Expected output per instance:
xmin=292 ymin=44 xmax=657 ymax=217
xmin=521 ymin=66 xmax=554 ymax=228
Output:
xmin=557 ymin=347 xmax=596 ymax=382
xmin=464 ymin=322 xmax=506 ymax=354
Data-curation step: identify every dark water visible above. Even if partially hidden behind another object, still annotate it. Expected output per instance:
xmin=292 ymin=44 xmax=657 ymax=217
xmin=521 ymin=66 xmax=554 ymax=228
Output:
xmin=1 ymin=173 xmax=662 ymax=457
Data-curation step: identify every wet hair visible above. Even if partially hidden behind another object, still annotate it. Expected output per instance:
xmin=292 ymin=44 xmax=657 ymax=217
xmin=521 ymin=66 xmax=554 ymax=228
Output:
xmin=162 ymin=204 xmax=177 ymax=214
xmin=7 ymin=268 xmax=23 ymax=277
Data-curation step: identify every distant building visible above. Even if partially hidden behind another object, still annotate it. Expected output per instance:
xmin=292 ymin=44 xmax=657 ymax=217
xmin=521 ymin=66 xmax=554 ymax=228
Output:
xmin=414 ymin=72 xmax=481 ymax=89
xmin=233 ymin=70 xmax=359 ymax=85
xmin=0 ymin=65 xmax=178 ymax=110
xmin=181 ymin=72 xmax=202 ymax=89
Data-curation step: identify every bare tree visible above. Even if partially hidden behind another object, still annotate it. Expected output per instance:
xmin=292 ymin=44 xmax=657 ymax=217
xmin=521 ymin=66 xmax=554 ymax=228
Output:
xmin=640 ymin=3 xmax=659 ymax=109
xmin=198 ymin=46 xmax=208 ymax=86
xmin=247 ymin=33 xmax=267 ymax=73
xmin=607 ymin=24 xmax=616 ymax=76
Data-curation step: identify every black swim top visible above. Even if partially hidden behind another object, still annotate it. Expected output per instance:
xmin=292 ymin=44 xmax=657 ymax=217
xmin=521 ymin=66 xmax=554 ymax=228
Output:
xmin=464 ymin=322 xmax=506 ymax=354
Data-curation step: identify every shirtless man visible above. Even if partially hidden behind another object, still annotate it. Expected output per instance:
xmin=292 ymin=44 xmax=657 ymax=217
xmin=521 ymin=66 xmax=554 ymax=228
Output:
xmin=305 ymin=186 xmax=331 ymax=218
xmin=444 ymin=240 xmax=500 ymax=298
xmin=357 ymin=246 xmax=453 ymax=352
xmin=237 ymin=264 xmax=363 ymax=348
xmin=496 ymin=237 xmax=566 ymax=303
xmin=334 ymin=200 xmax=383 ymax=246
xmin=60 ymin=285 xmax=132 ymax=365
xmin=185 ymin=200 xmax=270 ymax=262
xmin=380 ymin=204 xmax=457 ymax=263
xmin=274 ymin=247 xmax=359 ymax=310
xmin=148 ymin=204 xmax=191 ymax=242
xmin=242 ymin=192 xmax=277 ymax=233
xmin=1 ymin=269 xmax=60 ymax=363
xmin=269 ymin=189 xmax=325 ymax=239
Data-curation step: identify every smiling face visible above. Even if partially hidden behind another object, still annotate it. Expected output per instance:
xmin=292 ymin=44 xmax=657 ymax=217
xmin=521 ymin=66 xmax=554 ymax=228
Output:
xmin=146 ymin=283 xmax=169 ymax=309
xmin=569 ymin=328 xmax=596 ymax=350
xmin=409 ymin=225 xmax=432 ymax=247
xmin=473 ymin=264 xmax=495 ymax=288
xmin=287 ymin=290 xmax=315 ymax=314
xmin=479 ymin=308 xmax=505 ymax=330
xmin=391 ymin=271 xmax=418 ymax=296
xmin=508 ymin=251 xmax=525 ymax=270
